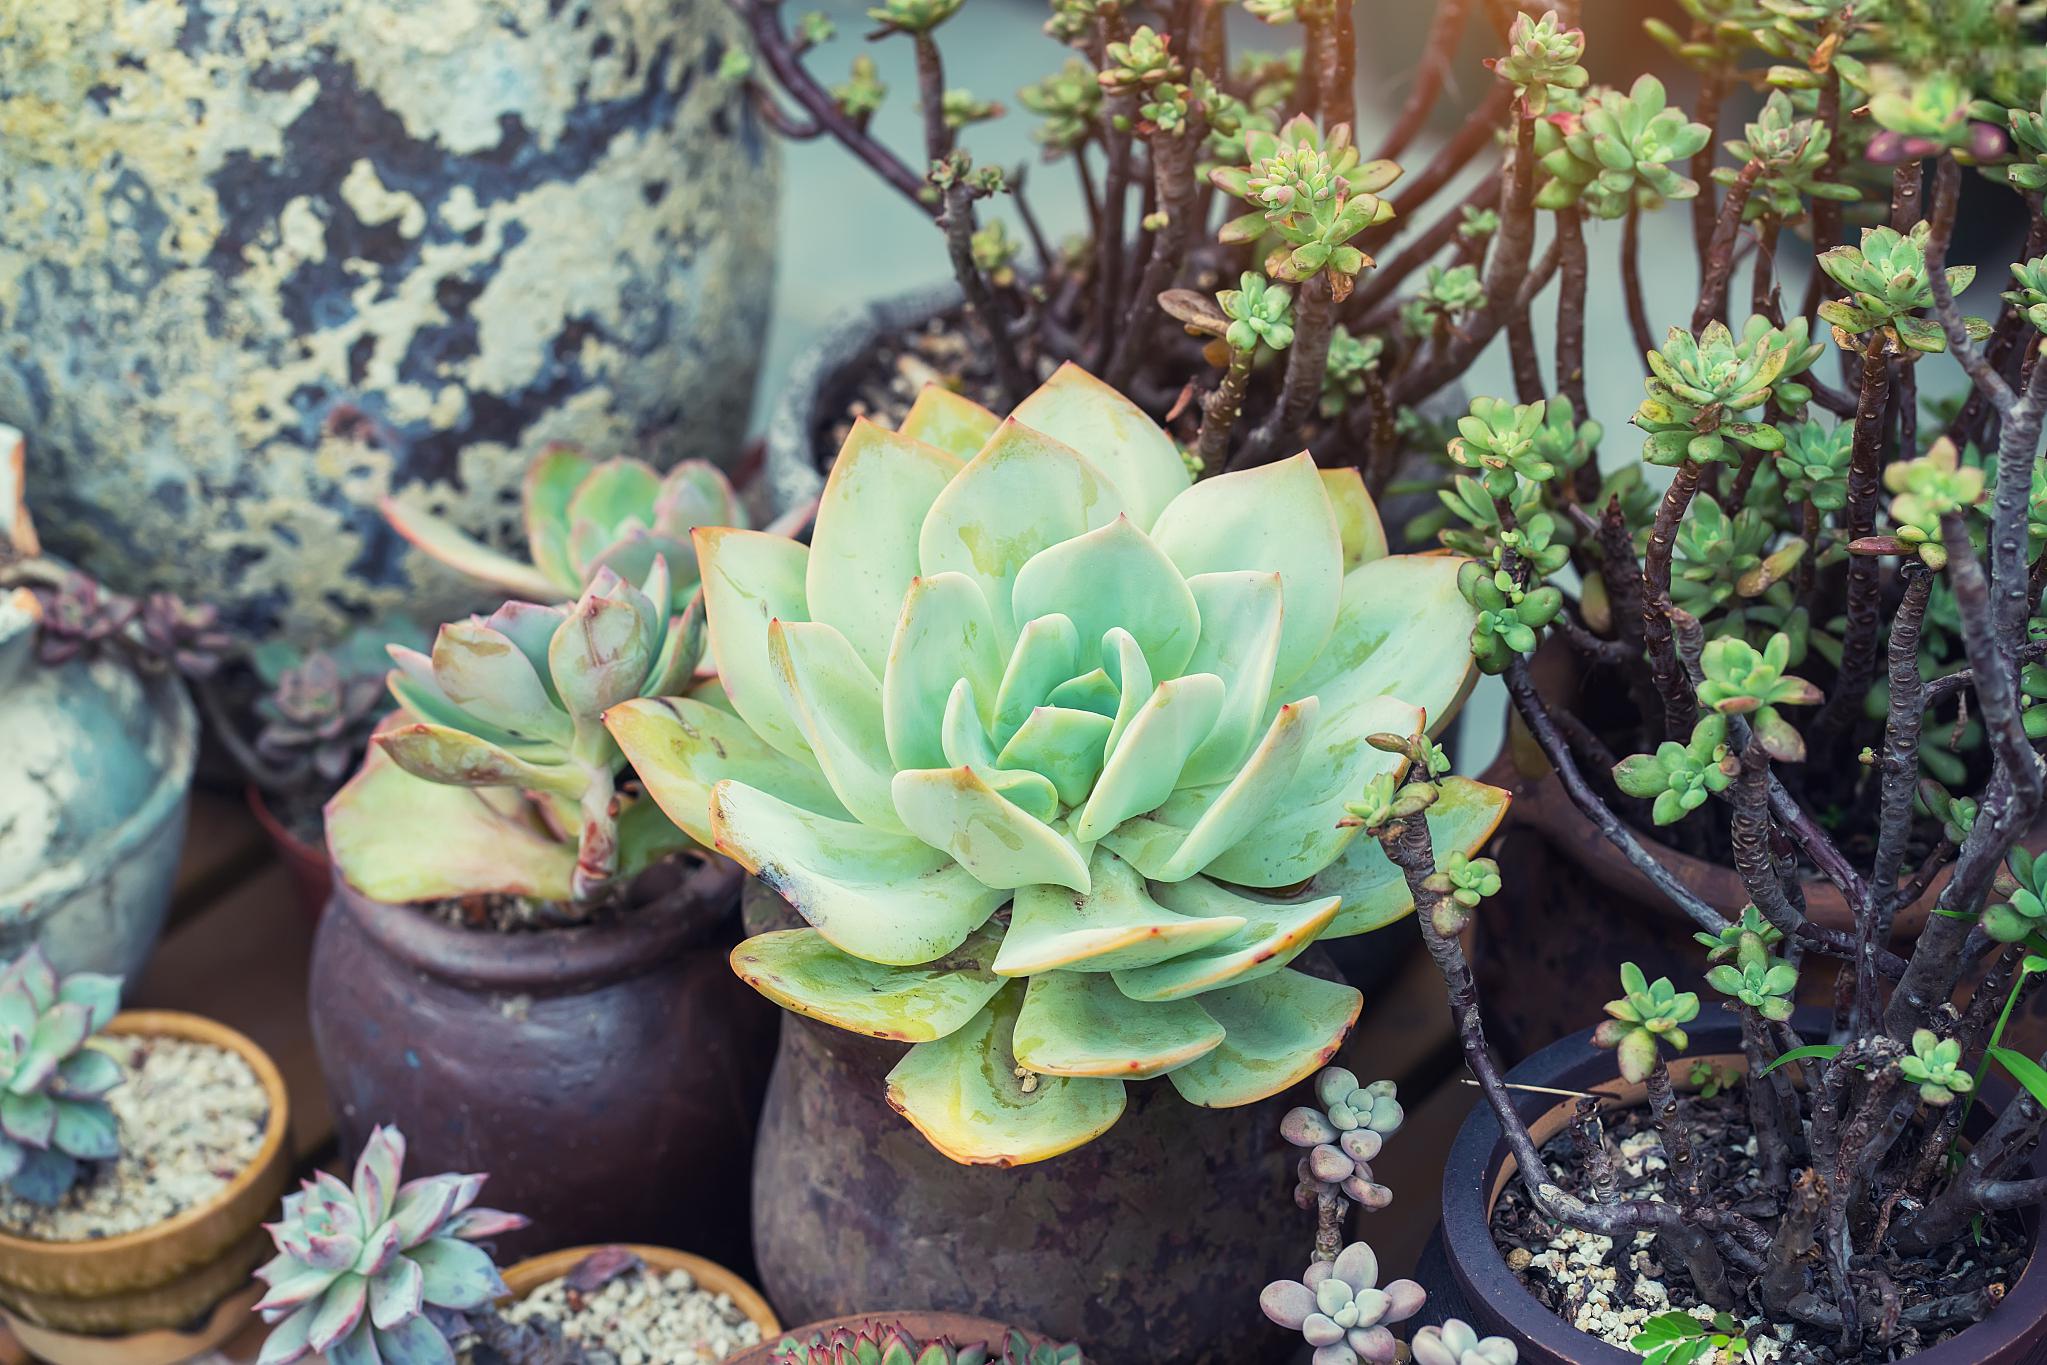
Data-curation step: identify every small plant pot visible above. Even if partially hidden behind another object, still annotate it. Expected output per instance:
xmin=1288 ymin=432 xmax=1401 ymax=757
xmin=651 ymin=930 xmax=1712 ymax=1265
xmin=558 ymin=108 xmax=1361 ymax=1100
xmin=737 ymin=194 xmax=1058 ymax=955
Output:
xmin=726 ymin=1313 xmax=1049 ymax=1365
xmin=500 ymin=1243 xmax=779 ymax=1362
xmin=0 ymin=1012 xmax=291 ymax=1356
xmin=1436 ymin=1008 xmax=2047 ymax=1364
xmin=245 ymin=785 xmax=333 ymax=922
xmin=310 ymin=857 xmax=778 ymax=1266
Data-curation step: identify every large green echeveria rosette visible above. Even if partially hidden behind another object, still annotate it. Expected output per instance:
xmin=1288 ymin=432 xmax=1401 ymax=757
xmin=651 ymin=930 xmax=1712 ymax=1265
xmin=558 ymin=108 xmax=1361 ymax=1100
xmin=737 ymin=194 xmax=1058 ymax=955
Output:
xmin=608 ymin=365 xmax=1498 ymax=1165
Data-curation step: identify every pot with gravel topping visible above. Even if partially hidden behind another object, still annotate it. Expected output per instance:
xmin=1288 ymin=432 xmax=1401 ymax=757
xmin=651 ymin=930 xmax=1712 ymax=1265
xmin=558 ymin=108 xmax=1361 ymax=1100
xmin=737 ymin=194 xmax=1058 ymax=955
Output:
xmin=497 ymin=1244 xmax=778 ymax=1365
xmin=0 ymin=1005 xmax=290 ymax=1358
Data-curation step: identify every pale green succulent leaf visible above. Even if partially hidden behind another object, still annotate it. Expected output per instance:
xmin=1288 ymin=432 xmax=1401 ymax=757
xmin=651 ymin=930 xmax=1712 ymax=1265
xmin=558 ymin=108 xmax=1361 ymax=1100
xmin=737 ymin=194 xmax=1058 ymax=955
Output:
xmin=885 ymin=982 xmax=1127 ymax=1166
xmin=1320 ymin=468 xmax=1389 ymax=570
xmin=882 ymin=571 xmax=1004 ymax=771
xmin=807 ymin=418 xmax=962 ymax=672
xmin=890 ymin=766 xmax=1092 ymax=891
xmin=1006 ymin=361 xmax=1191 ymax=531
xmin=566 ymin=458 xmax=663 ymax=542
xmin=996 ymin=706 xmax=1114 ymax=808
xmin=1279 ymin=552 xmax=1479 ymax=737
xmin=385 ymin=647 xmax=537 ymax=751
xmin=769 ymin=620 xmax=906 ymax=832
xmin=1177 ymin=571 xmax=1286 ymax=786
xmin=1154 ymin=698 xmax=1319 ymax=881
xmin=328 ymin=735 xmax=575 ymax=903
xmin=1315 ymin=777 xmax=1513 ymax=936
xmin=606 ymin=694 xmax=850 ymax=848
xmin=1012 ymin=970 xmax=1224 ymax=1078
xmin=379 ymin=500 xmax=561 ymax=602
xmin=1165 ymin=969 xmax=1363 ymax=1107
xmin=898 ymin=384 xmax=1002 ymax=460
xmin=731 ymin=926 xmax=1004 ymax=1042
xmin=712 ymin=780 xmax=1006 ymax=964
xmin=1075 ymin=673 xmax=1226 ymax=842
xmin=377 ymin=723 xmax=587 ymax=798
xmin=995 ymin=846 xmax=1245 ymax=975
xmin=918 ymin=419 xmax=1125 ymax=649
xmin=1113 ymin=881 xmax=1339 ymax=1000
xmin=430 ymin=621 xmax=571 ymax=746
xmin=1101 ymin=627 xmax=1155 ymax=754
xmin=993 ymin=612 xmax=1082 ymax=745
xmin=696 ymin=527 xmax=814 ymax=761
xmin=1199 ymin=695 xmax=1421 ymax=887
xmin=1011 ymin=515 xmax=1200 ymax=679
xmin=523 ymin=446 xmax=594 ymax=588
xmin=1149 ymin=452 xmax=1343 ymax=688
xmin=939 ymin=681 xmax=1061 ymax=821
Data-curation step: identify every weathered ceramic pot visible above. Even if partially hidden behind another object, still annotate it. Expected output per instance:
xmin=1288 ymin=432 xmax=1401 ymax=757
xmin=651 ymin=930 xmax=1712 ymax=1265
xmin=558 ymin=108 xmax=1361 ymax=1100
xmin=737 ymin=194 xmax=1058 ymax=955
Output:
xmin=0 ymin=1012 xmax=291 ymax=1351
xmin=746 ymin=879 xmax=1307 ymax=1365
xmin=0 ymin=594 xmax=196 ymax=980
xmin=1438 ymin=1008 xmax=2047 ymax=1365
xmin=0 ymin=0 xmax=777 ymax=644
xmin=728 ymin=1314 xmax=1053 ymax=1365
xmin=308 ymin=855 xmax=778 ymax=1267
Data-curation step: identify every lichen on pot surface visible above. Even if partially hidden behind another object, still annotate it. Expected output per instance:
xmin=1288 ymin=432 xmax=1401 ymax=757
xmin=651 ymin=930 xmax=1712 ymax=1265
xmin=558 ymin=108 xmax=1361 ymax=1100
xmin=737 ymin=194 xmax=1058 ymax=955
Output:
xmin=0 ymin=0 xmax=777 ymax=643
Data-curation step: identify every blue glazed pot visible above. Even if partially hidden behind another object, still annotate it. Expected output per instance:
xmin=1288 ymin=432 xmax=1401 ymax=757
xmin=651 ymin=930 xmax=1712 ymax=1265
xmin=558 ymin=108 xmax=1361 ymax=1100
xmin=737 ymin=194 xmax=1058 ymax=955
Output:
xmin=0 ymin=592 xmax=197 ymax=980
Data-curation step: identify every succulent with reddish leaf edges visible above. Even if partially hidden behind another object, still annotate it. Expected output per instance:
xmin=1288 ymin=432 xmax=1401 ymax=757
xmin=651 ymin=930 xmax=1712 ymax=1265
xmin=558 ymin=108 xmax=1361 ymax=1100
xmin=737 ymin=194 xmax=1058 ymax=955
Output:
xmin=769 ymin=1323 xmax=1082 ymax=1365
xmin=383 ymin=448 xmax=745 ymax=613
xmin=0 ymin=947 xmax=123 ymax=1206
xmin=605 ymin=364 xmax=1500 ymax=1164
xmin=254 ymin=1126 xmax=526 ymax=1365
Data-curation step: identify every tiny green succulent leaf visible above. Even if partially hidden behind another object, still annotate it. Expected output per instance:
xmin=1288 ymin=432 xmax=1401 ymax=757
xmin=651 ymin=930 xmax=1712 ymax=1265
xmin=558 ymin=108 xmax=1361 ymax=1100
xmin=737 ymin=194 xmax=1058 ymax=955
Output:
xmin=1817 ymin=222 xmax=1979 ymax=354
xmin=1212 ymin=116 xmax=1399 ymax=292
xmin=1535 ymin=74 xmax=1710 ymax=218
xmin=1486 ymin=8 xmax=1589 ymax=115
xmin=1696 ymin=632 xmax=1821 ymax=761
xmin=1986 ymin=844 xmax=2047 ymax=943
xmin=254 ymin=1126 xmax=525 ymax=1365
xmin=0 ymin=949 xmax=124 ymax=1206
xmin=1705 ymin=955 xmax=1799 ymax=1022
xmin=2004 ymin=257 xmax=2047 ymax=333
xmin=1718 ymin=90 xmax=1857 ymax=221
xmin=1595 ymin=963 xmax=1699 ymax=1082
xmin=1694 ymin=905 xmax=1784 ymax=963
xmin=1884 ymin=438 xmax=1985 ymax=568
xmin=1613 ymin=714 xmax=1740 ymax=825
xmin=603 ymin=365 xmax=1479 ymax=1163
xmin=1218 ymin=272 xmax=1296 ymax=353
xmin=1899 ymin=1029 xmax=1974 ymax=1105
xmin=1632 ymin=317 xmax=1819 ymax=466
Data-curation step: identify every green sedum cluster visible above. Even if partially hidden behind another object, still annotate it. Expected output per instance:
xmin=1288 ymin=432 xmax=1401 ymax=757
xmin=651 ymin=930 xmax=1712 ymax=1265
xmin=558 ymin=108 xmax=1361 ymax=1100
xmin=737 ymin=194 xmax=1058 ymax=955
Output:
xmin=605 ymin=366 xmax=1496 ymax=1164
xmin=1535 ymin=75 xmax=1711 ymax=217
xmin=770 ymin=1324 xmax=1081 ymax=1365
xmin=1593 ymin=963 xmax=1699 ymax=1084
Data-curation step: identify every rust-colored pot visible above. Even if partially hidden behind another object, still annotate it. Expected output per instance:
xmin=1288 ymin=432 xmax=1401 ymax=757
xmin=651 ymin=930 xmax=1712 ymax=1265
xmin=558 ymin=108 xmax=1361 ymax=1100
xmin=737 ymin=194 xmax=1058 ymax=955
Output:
xmin=309 ymin=856 xmax=777 ymax=1268
xmin=729 ymin=1313 xmax=1053 ymax=1365
xmin=1439 ymin=1009 xmax=2047 ymax=1363
xmin=750 ymin=1010 xmax=1303 ymax=1365
xmin=245 ymin=786 xmax=331 ymax=922
xmin=501 ymin=1243 xmax=779 ymax=1338
xmin=0 ymin=1012 xmax=291 ymax=1345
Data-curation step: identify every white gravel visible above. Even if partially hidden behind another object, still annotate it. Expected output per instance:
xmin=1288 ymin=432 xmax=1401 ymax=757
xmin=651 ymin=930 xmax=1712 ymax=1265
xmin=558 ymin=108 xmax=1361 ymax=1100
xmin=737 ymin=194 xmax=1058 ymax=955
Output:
xmin=0 ymin=1035 xmax=269 ymax=1242
xmin=505 ymin=1263 xmax=763 ymax=1365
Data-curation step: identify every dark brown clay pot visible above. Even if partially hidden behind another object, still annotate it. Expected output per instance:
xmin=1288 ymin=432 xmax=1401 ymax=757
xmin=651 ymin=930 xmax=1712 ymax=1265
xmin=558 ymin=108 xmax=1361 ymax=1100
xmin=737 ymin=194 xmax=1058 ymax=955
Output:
xmin=726 ymin=1313 xmax=1048 ymax=1365
xmin=309 ymin=856 xmax=777 ymax=1268
xmin=246 ymin=786 xmax=332 ymax=922
xmin=1438 ymin=1008 xmax=2047 ymax=1364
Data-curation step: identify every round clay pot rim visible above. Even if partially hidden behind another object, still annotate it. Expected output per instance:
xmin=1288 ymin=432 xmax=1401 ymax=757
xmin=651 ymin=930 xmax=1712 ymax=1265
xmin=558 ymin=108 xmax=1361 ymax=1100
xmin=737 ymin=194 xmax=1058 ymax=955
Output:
xmin=726 ymin=1311 xmax=1046 ymax=1365
xmin=0 ymin=1011 xmax=290 ymax=1261
xmin=499 ymin=1243 xmax=779 ymax=1338
xmin=1439 ymin=1007 xmax=2047 ymax=1362
xmin=328 ymin=856 xmax=741 ymax=994
xmin=0 ymin=669 xmax=197 ymax=924
xmin=0 ymin=1280 xmax=262 ymax=1365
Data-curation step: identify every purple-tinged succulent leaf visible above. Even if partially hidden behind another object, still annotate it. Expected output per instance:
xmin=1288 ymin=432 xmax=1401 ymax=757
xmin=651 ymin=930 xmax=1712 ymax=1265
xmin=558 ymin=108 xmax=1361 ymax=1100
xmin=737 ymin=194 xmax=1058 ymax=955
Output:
xmin=374 ymin=1312 xmax=461 ymax=1365
xmin=311 ymin=1170 xmax=365 ymax=1236
xmin=0 ymin=1092 xmax=55 ymax=1148
xmin=0 ymin=1137 xmax=24 ymax=1184
xmin=1281 ymin=1106 xmax=1338 ymax=1147
xmin=53 ymin=1049 xmax=122 ymax=1100
xmin=324 ymin=1318 xmax=380 ymax=1365
xmin=1339 ymin=1128 xmax=1381 ymax=1162
xmin=1346 ymin=1324 xmax=1397 ymax=1363
xmin=300 ymin=1231 xmax=366 ymax=1273
xmin=388 ymin=1175 xmax=463 ymax=1248
xmin=10 ymin=1001 xmax=92 ymax=1094
xmin=563 ymin=1244 xmax=642 ymax=1292
xmin=446 ymin=1206 xmax=530 ymax=1242
xmin=6 ymin=1146 xmax=75 ymax=1205
xmin=51 ymin=1098 xmax=118 ymax=1160
xmin=1381 ymin=1279 xmax=1426 ymax=1323
xmin=1260 ymin=1278 xmax=1317 ymax=1329
xmin=1302 ymin=1313 xmax=1346 ymax=1347
xmin=1311 ymin=1345 xmax=1361 ymax=1365
xmin=369 ymin=1254 xmax=425 ymax=1330
xmin=54 ymin=974 xmax=121 ymax=1033
xmin=306 ymin=1273 xmax=367 ymax=1353
xmin=256 ymin=1302 xmax=319 ymax=1365
xmin=410 ymin=1236 xmax=506 ymax=1310
xmin=255 ymin=1258 xmax=346 ymax=1317
xmin=0 ymin=948 xmax=58 ymax=1015
xmin=353 ymin=1125 xmax=406 ymax=1225
xmin=1307 ymin=1143 xmax=1355 ymax=1182
xmin=353 ymin=1221 xmax=403 ymax=1278
xmin=447 ymin=1172 xmax=487 ymax=1217
xmin=1330 ymin=1241 xmax=1379 ymax=1292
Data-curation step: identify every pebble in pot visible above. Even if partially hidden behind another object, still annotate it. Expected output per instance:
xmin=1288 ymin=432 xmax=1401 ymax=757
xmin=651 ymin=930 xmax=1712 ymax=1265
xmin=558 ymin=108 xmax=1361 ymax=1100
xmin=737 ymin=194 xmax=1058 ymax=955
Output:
xmin=500 ymin=1245 xmax=774 ymax=1365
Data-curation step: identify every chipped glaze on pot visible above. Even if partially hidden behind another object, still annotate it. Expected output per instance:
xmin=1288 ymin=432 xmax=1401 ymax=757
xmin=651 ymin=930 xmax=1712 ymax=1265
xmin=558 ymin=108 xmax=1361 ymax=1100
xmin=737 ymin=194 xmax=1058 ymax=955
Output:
xmin=309 ymin=857 xmax=777 ymax=1267
xmin=0 ymin=0 xmax=777 ymax=642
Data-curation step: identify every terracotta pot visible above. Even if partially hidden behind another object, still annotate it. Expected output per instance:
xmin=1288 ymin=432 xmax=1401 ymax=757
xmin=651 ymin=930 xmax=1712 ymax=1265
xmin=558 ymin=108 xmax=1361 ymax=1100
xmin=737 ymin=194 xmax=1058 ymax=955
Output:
xmin=1438 ymin=1007 xmax=2047 ymax=1364
xmin=0 ymin=1012 xmax=291 ymax=1343
xmin=728 ymin=1313 xmax=1050 ymax=1365
xmin=309 ymin=856 xmax=777 ymax=1268
xmin=749 ymin=1010 xmax=1303 ymax=1365
xmin=501 ymin=1243 xmax=779 ymax=1338
xmin=245 ymin=786 xmax=333 ymax=922
xmin=0 ymin=1284 xmax=262 ymax=1365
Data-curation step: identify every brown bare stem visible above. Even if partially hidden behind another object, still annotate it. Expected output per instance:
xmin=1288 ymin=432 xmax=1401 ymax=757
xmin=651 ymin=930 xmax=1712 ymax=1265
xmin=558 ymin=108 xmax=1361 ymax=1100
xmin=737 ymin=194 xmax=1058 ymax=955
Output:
xmin=1642 ymin=460 xmax=1705 ymax=738
xmin=1693 ymin=160 xmax=1762 ymax=333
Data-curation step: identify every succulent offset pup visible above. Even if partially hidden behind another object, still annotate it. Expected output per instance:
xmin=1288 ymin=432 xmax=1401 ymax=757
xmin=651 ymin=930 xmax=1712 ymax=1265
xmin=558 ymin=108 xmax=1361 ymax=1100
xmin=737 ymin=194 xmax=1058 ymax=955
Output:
xmin=0 ymin=947 xmax=123 ymax=1206
xmin=608 ymin=365 xmax=1496 ymax=1164
xmin=383 ymin=447 xmax=745 ymax=613
xmin=254 ymin=1125 xmax=527 ymax=1365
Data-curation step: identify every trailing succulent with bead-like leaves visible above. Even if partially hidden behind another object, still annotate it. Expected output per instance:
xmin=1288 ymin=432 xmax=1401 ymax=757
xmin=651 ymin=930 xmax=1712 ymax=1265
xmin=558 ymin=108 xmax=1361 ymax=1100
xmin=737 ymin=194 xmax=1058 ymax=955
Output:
xmin=254 ymin=1126 xmax=526 ymax=1365
xmin=603 ymin=366 xmax=1496 ymax=1164
xmin=0 ymin=948 xmax=123 ymax=1206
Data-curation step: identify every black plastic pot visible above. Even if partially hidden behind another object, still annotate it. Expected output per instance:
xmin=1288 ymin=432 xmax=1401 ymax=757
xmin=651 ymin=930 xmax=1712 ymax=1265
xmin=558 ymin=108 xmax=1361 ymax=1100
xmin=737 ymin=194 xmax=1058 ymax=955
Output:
xmin=1438 ymin=1006 xmax=2047 ymax=1364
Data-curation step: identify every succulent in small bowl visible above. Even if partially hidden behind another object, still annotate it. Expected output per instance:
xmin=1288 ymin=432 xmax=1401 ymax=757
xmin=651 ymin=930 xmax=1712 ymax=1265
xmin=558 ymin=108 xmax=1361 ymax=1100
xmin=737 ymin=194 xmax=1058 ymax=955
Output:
xmin=607 ymin=363 xmax=1497 ymax=1164
xmin=0 ymin=947 xmax=123 ymax=1206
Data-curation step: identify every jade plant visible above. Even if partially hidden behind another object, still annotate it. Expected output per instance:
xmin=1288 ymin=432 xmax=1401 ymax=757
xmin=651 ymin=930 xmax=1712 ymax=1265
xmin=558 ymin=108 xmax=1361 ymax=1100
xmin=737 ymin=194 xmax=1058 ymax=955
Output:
xmin=598 ymin=365 xmax=1490 ymax=1163
xmin=383 ymin=449 xmax=745 ymax=612
xmin=253 ymin=1126 xmax=530 ymax=1365
xmin=0 ymin=948 xmax=123 ymax=1206
xmin=769 ymin=1323 xmax=1082 ymax=1365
